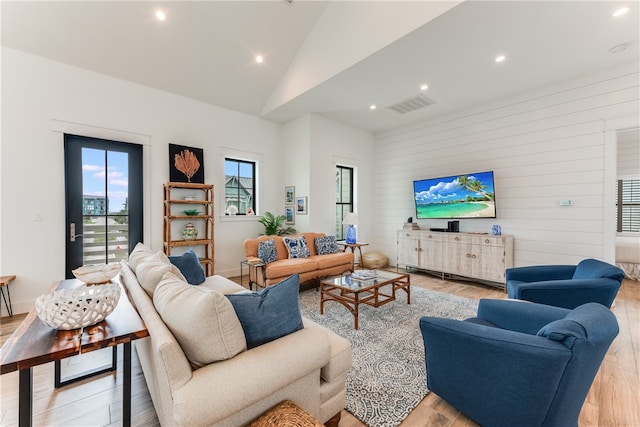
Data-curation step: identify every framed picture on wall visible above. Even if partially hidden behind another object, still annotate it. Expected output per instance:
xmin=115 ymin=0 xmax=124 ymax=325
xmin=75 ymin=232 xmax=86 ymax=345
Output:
xmin=296 ymin=196 xmax=308 ymax=215
xmin=169 ymin=143 xmax=204 ymax=183
xmin=285 ymin=186 xmax=295 ymax=205
xmin=285 ymin=206 xmax=295 ymax=225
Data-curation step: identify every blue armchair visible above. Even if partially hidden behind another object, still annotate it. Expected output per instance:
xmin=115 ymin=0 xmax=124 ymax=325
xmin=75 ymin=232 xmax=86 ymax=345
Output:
xmin=506 ymin=258 xmax=624 ymax=309
xmin=420 ymin=299 xmax=618 ymax=427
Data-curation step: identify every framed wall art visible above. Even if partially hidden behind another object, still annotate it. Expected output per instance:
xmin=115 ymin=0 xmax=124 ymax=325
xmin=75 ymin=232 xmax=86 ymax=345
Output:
xmin=169 ymin=143 xmax=204 ymax=183
xmin=285 ymin=206 xmax=295 ymax=225
xmin=285 ymin=186 xmax=295 ymax=205
xmin=296 ymin=196 xmax=308 ymax=215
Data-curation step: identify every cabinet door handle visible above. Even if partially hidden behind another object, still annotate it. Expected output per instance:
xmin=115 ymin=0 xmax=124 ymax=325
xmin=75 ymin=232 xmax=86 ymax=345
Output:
xmin=455 ymin=237 xmax=460 ymax=241
xmin=466 ymin=253 xmax=471 ymax=257
xmin=472 ymin=254 xmax=477 ymax=259
xmin=485 ymin=239 xmax=490 ymax=244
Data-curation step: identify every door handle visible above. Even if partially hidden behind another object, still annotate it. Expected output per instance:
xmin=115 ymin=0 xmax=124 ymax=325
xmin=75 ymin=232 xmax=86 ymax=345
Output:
xmin=70 ymin=222 xmax=83 ymax=242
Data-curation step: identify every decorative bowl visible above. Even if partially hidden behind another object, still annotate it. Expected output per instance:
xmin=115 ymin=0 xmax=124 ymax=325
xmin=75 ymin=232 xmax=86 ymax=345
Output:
xmin=183 ymin=209 xmax=200 ymax=216
xmin=72 ymin=263 xmax=121 ymax=284
xmin=35 ymin=283 xmax=121 ymax=330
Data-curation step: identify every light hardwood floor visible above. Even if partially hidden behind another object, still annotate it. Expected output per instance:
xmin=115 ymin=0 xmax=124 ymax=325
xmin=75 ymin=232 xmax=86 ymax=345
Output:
xmin=1 ymin=273 xmax=638 ymax=426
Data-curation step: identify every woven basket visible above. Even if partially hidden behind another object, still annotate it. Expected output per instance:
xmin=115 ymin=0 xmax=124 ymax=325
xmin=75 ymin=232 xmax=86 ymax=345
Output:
xmin=247 ymin=400 xmax=323 ymax=427
xmin=36 ymin=283 xmax=121 ymax=330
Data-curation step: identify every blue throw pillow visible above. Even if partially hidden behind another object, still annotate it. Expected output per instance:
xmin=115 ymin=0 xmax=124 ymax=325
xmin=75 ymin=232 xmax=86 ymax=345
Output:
xmin=168 ymin=249 xmax=206 ymax=285
xmin=283 ymin=236 xmax=310 ymax=259
xmin=315 ymin=235 xmax=339 ymax=255
xmin=226 ymin=274 xmax=304 ymax=349
xmin=257 ymin=238 xmax=278 ymax=264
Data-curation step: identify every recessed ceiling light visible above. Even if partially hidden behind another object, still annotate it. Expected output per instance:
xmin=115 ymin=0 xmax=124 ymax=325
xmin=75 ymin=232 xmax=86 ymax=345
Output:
xmin=612 ymin=7 xmax=630 ymax=17
xmin=495 ymin=55 xmax=506 ymax=63
xmin=155 ymin=10 xmax=166 ymax=21
xmin=420 ymin=84 xmax=429 ymax=91
xmin=370 ymin=105 xmax=377 ymax=110
xmin=255 ymin=55 xmax=264 ymax=64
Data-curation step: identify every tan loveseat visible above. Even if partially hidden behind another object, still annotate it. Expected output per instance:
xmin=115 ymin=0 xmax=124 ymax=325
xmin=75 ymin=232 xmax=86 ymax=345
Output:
xmin=243 ymin=232 xmax=354 ymax=287
xmin=120 ymin=243 xmax=352 ymax=426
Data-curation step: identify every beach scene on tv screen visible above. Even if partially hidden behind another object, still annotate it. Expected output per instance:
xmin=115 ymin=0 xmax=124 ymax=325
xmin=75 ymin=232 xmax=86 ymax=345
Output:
xmin=414 ymin=171 xmax=496 ymax=218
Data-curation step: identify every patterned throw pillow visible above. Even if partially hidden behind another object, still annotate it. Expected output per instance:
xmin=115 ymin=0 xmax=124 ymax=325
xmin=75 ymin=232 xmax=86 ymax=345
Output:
xmin=315 ymin=235 xmax=339 ymax=255
xmin=283 ymin=236 xmax=310 ymax=259
xmin=258 ymin=239 xmax=278 ymax=264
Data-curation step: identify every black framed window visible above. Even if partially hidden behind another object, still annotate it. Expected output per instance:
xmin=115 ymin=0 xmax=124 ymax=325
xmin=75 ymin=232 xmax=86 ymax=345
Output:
xmin=616 ymin=179 xmax=640 ymax=232
xmin=225 ymin=158 xmax=255 ymax=215
xmin=336 ymin=165 xmax=354 ymax=239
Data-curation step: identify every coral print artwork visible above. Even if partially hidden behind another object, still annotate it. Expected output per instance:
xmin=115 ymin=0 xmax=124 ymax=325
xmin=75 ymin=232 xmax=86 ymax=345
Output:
xmin=169 ymin=144 xmax=204 ymax=183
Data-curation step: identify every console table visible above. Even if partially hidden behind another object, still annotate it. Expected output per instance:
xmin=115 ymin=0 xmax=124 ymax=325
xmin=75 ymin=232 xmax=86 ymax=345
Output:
xmin=397 ymin=230 xmax=513 ymax=288
xmin=0 ymin=278 xmax=149 ymax=427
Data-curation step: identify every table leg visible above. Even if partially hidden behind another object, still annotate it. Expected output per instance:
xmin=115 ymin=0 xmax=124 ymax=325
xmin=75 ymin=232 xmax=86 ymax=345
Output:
xmin=0 ymin=284 xmax=13 ymax=317
xmin=123 ymin=342 xmax=132 ymax=427
xmin=18 ymin=368 xmax=32 ymax=427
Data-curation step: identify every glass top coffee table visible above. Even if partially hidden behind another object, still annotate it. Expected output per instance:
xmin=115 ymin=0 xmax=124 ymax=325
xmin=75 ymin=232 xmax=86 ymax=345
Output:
xmin=319 ymin=270 xmax=410 ymax=330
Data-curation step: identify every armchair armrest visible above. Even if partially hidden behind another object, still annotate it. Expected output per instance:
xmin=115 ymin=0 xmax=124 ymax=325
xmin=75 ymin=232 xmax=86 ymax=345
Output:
xmin=506 ymin=265 xmax=576 ymax=282
xmin=511 ymin=279 xmax=622 ymax=309
xmin=420 ymin=316 xmax=572 ymax=427
xmin=476 ymin=299 xmax=570 ymax=334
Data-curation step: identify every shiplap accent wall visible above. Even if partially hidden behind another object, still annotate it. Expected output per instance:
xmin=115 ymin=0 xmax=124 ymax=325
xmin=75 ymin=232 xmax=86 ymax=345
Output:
xmin=373 ymin=64 xmax=639 ymax=268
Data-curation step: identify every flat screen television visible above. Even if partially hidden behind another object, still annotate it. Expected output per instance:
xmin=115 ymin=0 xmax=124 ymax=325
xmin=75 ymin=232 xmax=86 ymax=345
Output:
xmin=413 ymin=171 xmax=496 ymax=219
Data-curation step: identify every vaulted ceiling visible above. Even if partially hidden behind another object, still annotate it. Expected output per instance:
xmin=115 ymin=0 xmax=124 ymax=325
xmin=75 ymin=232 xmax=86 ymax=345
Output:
xmin=2 ymin=1 xmax=638 ymax=133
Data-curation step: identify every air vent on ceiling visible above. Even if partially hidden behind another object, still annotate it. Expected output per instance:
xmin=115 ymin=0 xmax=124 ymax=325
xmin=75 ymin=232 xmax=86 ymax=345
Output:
xmin=387 ymin=93 xmax=436 ymax=114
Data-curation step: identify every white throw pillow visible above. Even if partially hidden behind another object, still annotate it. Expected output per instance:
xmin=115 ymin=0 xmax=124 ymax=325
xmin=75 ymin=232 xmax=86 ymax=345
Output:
xmin=135 ymin=251 xmax=186 ymax=297
xmin=128 ymin=242 xmax=155 ymax=270
xmin=153 ymin=271 xmax=247 ymax=368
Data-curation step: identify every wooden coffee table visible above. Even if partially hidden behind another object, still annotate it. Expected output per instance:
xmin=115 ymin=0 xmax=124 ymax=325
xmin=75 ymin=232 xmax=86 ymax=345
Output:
xmin=0 ymin=278 xmax=148 ymax=427
xmin=320 ymin=270 xmax=410 ymax=330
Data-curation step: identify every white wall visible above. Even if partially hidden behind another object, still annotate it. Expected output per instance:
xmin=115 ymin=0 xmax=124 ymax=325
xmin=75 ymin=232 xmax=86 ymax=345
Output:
xmin=0 ymin=47 xmax=283 ymax=315
xmin=308 ymin=114 xmax=375 ymax=241
xmin=282 ymin=114 xmax=375 ymax=240
xmin=373 ymin=63 xmax=639 ymax=268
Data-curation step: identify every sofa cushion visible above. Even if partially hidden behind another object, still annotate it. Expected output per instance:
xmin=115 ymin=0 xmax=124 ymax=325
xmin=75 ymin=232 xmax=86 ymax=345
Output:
xmin=169 ymin=249 xmax=206 ymax=285
xmin=264 ymin=258 xmax=319 ymax=279
xmin=153 ymin=271 xmax=246 ymax=368
xmin=128 ymin=242 xmax=155 ymax=271
xmin=283 ymin=235 xmax=311 ymax=258
xmin=315 ymin=235 xmax=339 ymax=255
xmin=310 ymin=252 xmax=353 ymax=270
xmin=258 ymin=238 xmax=278 ymax=264
xmin=136 ymin=251 xmax=186 ymax=297
xmin=201 ymin=275 xmax=248 ymax=294
xmin=226 ymin=274 xmax=304 ymax=349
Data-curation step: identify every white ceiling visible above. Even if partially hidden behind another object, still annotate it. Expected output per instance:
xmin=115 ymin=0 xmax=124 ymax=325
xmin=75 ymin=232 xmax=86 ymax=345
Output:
xmin=2 ymin=1 xmax=638 ymax=133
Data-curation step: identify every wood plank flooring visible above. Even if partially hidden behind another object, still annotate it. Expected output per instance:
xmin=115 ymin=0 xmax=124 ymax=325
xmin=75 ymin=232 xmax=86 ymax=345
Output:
xmin=1 ymin=272 xmax=638 ymax=426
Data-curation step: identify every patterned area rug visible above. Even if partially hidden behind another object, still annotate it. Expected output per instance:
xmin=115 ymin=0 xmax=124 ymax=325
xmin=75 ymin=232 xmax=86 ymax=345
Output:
xmin=298 ymin=285 xmax=478 ymax=427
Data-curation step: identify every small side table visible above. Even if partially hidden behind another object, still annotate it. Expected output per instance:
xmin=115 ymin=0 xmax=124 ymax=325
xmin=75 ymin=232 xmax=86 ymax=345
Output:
xmin=240 ymin=260 xmax=266 ymax=290
xmin=0 ymin=275 xmax=16 ymax=317
xmin=337 ymin=242 xmax=369 ymax=270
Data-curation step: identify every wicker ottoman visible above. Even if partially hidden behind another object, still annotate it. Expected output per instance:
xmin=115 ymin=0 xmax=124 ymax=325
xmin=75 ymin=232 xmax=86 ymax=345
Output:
xmin=362 ymin=252 xmax=389 ymax=269
xmin=247 ymin=400 xmax=323 ymax=427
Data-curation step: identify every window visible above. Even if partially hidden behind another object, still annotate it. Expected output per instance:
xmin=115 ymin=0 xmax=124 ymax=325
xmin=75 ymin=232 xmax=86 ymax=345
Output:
xmin=336 ymin=165 xmax=354 ymax=239
xmin=616 ymin=179 xmax=640 ymax=232
xmin=225 ymin=158 xmax=255 ymax=215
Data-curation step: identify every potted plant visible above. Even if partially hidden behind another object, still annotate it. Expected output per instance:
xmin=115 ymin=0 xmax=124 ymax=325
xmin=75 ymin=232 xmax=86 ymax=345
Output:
xmin=258 ymin=211 xmax=296 ymax=236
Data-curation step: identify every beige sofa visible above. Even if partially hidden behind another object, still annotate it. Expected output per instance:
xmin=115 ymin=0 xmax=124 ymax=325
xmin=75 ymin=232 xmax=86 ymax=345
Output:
xmin=243 ymin=233 xmax=354 ymax=287
xmin=119 ymin=244 xmax=352 ymax=426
